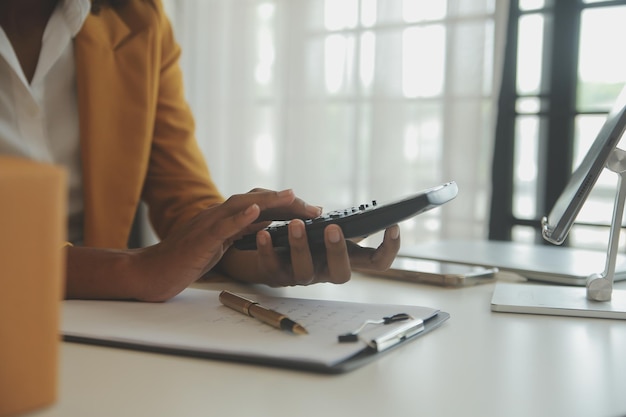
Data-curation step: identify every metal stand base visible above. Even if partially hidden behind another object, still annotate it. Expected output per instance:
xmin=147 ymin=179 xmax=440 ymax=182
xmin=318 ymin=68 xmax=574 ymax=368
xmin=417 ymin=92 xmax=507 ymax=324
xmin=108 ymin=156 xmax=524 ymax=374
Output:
xmin=491 ymin=148 xmax=626 ymax=319
xmin=491 ymin=282 xmax=626 ymax=320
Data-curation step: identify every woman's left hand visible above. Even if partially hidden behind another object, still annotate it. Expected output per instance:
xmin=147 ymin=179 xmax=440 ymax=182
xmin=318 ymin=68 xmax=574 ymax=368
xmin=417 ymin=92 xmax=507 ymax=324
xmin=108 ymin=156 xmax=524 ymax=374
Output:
xmin=215 ymin=191 xmax=401 ymax=286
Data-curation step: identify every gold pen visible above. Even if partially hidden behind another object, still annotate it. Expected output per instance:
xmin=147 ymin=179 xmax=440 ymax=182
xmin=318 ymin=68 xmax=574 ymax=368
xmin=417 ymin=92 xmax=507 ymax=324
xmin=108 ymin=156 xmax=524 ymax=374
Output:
xmin=219 ymin=290 xmax=308 ymax=335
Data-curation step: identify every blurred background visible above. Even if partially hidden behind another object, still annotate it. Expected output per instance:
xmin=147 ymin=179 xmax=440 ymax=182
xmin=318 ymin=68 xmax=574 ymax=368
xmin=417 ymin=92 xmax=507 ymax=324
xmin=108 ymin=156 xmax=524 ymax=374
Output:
xmin=158 ymin=0 xmax=626 ymax=252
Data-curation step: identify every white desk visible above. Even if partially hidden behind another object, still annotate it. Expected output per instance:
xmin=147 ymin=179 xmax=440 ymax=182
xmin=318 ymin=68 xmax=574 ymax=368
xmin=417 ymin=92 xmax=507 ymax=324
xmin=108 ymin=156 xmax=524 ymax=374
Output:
xmin=27 ymin=273 xmax=626 ymax=417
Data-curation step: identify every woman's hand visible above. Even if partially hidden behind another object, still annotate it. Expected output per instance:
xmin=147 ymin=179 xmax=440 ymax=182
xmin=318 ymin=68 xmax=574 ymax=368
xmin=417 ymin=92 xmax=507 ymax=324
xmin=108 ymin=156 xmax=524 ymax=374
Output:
xmin=65 ymin=188 xmax=400 ymax=301
xmin=216 ymin=212 xmax=401 ymax=287
xmin=134 ymin=188 xmax=322 ymax=301
xmin=65 ymin=189 xmax=316 ymax=302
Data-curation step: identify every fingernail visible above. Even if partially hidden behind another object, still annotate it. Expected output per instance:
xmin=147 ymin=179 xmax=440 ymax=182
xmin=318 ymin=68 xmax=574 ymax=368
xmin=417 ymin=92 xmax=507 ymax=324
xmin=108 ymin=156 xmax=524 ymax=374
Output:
xmin=328 ymin=227 xmax=341 ymax=243
xmin=291 ymin=221 xmax=303 ymax=239
xmin=277 ymin=189 xmax=294 ymax=198
xmin=390 ymin=225 xmax=400 ymax=240
xmin=257 ymin=232 xmax=268 ymax=246
xmin=245 ymin=204 xmax=258 ymax=215
xmin=306 ymin=203 xmax=322 ymax=217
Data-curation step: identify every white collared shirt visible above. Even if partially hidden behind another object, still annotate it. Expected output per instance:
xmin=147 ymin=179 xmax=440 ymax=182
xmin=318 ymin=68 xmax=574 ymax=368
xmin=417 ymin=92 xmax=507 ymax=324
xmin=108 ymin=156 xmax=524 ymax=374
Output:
xmin=0 ymin=0 xmax=91 ymax=244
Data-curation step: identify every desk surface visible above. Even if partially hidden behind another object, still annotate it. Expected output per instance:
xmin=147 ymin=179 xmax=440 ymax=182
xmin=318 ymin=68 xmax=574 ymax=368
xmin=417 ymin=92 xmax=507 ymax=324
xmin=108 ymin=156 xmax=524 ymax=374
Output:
xmin=28 ymin=273 xmax=626 ymax=417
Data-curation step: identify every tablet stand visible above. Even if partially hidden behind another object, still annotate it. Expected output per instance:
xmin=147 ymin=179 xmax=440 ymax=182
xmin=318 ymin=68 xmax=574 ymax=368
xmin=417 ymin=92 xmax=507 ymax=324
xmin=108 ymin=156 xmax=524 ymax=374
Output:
xmin=586 ymin=147 xmax=626 ymax=302
xmin=491 ymin=148 xmax=626 ymax=319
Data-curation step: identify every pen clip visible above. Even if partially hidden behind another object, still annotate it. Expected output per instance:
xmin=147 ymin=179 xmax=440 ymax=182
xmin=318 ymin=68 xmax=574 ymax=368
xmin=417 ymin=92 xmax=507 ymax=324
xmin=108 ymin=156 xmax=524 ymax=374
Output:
xmin=367 ymin=318 xmax=424 ymax=352
xmin=337 ymin=313 xmax=420 ymax=349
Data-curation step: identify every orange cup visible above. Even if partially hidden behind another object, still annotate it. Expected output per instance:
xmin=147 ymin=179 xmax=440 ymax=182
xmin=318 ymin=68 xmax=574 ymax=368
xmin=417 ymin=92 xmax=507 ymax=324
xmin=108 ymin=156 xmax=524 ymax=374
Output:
xmin=0 ymin=157 xmax=66 ymax=416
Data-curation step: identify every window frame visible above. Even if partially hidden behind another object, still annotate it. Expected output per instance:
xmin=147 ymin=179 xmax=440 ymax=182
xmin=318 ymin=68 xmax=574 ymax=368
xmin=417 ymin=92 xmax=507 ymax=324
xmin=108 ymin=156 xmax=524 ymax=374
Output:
xmin=489 ymin=0 xmax=626 ymax=245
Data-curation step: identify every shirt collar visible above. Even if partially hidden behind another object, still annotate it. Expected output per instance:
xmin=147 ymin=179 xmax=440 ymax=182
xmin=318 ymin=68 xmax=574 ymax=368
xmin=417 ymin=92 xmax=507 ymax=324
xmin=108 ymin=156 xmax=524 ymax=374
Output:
xmin=60 ymin=0 xmax=91 ymax=37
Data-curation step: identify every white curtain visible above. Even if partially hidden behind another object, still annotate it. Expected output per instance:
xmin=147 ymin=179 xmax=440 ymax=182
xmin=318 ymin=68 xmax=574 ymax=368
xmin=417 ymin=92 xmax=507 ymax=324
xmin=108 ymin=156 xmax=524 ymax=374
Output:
xmin=161 ymin=0 xmax=509 ymax=247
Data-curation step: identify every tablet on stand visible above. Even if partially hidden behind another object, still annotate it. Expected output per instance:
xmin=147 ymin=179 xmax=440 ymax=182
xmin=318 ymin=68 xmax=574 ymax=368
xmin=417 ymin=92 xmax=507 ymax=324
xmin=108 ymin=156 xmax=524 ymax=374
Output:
xmin=491 ymin=85 xmax=626 ymax=320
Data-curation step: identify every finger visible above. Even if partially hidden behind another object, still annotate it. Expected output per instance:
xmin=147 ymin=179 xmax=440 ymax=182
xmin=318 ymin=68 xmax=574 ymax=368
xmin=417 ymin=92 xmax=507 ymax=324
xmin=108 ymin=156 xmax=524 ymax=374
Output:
xmin=287 ymin=220 xmax=315 ymax=284
xmin=370 ymin=225 xmax=401 ymax=267
xmin=243 ymin=187 xmax=318 ymax=218
xmin=350 ymin=225 xmax=401 ymax=270
xmin=256 ymin=195 xmax=322 ymax=221
xmin=255 ymin=230 xmax=290 ymax=286
xmin=323 ymin=224 xmax=351 ymax=284
xmin=203 ymin=203 xmax=261 ymax=243
xmin=234 ymin=220 xmax=272 ymax=239
xmin=223 ymin=189 xmax=297 ymax=215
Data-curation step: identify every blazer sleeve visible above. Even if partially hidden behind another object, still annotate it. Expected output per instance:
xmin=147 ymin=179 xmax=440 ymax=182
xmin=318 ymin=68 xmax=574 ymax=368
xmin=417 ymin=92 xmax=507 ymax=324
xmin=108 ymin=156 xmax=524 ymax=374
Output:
xmin=141 ymin=2 xmax=224 ymax=239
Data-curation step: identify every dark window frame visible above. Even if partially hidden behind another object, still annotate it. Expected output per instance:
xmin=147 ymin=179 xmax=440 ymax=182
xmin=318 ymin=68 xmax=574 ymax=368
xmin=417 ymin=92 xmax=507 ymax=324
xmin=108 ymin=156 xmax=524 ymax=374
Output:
xmin=489 ymin=0 xmax=626 ymax=245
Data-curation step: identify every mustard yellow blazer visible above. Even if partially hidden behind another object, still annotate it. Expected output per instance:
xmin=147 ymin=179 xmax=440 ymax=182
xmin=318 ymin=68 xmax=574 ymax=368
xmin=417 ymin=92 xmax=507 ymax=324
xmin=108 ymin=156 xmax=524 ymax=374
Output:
xmin=74 ymin=0 xmax=223 ymax=248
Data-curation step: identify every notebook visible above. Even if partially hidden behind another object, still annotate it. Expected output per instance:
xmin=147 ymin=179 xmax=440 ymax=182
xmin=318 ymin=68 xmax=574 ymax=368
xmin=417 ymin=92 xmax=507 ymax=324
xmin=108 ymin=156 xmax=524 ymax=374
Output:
xmin=399 ymin=239 xmax=626 ymax=286
xmin=61 ymin=288 xmax=449 ymax=373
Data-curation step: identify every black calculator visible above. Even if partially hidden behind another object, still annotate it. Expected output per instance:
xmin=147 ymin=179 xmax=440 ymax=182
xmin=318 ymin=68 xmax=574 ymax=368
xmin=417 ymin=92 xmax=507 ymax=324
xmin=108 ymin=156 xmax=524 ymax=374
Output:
xmin=233 ymin=181 xmax=458 ymax=250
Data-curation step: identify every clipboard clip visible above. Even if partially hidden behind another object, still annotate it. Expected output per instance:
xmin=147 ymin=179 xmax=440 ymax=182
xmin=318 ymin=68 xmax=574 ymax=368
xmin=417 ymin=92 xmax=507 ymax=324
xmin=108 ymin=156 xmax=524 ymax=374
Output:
xmin=338 ymin=313 xmax=425 ymax=352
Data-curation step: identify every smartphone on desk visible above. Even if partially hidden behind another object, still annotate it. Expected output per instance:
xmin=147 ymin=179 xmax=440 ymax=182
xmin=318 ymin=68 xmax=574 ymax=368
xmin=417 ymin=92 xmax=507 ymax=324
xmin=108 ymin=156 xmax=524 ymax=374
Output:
xmin=355 ymin=256 xmax=498 ymax=287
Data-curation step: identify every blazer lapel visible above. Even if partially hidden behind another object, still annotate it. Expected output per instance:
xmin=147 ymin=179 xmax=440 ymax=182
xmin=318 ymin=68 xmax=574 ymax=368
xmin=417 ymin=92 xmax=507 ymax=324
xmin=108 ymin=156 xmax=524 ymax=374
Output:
xmin=74 ymin=7 xmax=154 ymax=248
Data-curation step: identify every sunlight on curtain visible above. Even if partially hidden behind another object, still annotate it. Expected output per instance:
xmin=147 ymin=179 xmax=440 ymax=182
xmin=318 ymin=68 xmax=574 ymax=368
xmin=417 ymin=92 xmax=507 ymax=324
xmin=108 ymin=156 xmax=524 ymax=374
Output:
xmin=162 ymin=0 xmax=509 ymax=246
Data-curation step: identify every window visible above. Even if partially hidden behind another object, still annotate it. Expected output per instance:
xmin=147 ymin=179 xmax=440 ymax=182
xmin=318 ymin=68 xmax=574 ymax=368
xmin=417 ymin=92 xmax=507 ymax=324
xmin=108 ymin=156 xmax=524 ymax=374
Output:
xmin=164 ymin=0 xmax=507 ymax=246
xmin=490 ymin=0 xmax=626 ymax=250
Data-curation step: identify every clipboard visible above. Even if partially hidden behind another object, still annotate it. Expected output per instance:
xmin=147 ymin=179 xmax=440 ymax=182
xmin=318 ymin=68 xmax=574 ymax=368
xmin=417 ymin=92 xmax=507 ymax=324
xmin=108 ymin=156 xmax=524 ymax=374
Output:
xmin=61 ymin=288 xmax=449 ymax=374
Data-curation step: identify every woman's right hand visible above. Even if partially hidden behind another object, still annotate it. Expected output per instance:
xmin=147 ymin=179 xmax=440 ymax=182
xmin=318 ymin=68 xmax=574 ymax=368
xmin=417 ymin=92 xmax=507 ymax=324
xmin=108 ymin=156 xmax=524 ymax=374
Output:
xmin=65 ymin=189 xmax=313 ymax=301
